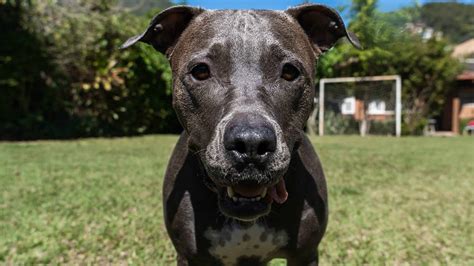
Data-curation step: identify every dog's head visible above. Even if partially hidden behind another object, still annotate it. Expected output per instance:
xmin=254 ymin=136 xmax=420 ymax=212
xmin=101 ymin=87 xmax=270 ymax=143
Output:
xmin=122 ymin=4 xmax=360 ymax=221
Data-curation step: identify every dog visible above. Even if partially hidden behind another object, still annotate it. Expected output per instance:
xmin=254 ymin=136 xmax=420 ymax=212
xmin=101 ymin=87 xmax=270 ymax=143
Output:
xmin=122 ymin=4 xmax=360 ymax=265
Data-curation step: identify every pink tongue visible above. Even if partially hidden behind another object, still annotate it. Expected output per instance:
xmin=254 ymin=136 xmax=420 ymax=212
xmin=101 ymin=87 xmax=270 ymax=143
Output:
xmin=268 ymin=179 xmax=288 ymax=204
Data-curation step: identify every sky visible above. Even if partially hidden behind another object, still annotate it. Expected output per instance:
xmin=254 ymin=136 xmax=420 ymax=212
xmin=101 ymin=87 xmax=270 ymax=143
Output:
xmin=182 ymin=0 xmax=474 ymax=12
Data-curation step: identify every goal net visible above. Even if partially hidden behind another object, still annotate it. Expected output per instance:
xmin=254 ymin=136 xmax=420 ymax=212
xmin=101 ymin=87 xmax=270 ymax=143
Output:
xmin=312 ymin=76 xmax=401 ymax=137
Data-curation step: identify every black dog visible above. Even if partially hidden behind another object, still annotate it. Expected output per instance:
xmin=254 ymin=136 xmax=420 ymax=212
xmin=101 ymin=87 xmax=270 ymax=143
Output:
xmin=122 ymin=4 xmax=360 ymax=265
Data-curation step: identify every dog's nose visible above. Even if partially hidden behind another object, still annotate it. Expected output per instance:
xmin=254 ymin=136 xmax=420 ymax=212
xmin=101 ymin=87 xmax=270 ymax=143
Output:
xmin=224 ymin=115 xmax=277 ymax=164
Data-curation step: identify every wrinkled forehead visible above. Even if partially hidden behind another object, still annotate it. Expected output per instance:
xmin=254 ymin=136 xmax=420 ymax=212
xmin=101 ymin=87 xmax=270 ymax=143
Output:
xmin=171 ymin=10 xmax=315 ymax=70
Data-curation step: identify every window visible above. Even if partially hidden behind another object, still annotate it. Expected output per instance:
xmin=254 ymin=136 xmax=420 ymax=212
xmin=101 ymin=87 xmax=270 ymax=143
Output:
xmin=341 ymin=97 xmax=355 ymax=115
xmin=367 ymin=100 xmax=386 ymax=115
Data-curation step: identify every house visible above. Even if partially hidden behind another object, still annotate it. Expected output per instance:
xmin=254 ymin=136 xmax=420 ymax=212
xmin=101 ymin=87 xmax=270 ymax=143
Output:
xmin=438 ymin=38 xmax=474 ymax=134
xmin=340 ymin=97 xmax=394 ymax=121
xmin=405 ymin=22 xmax=443 ymax=41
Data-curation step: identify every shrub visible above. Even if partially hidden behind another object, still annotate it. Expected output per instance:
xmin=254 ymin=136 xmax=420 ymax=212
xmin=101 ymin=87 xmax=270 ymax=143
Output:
xmin=0 ymin=1 xmax=180 ymax=139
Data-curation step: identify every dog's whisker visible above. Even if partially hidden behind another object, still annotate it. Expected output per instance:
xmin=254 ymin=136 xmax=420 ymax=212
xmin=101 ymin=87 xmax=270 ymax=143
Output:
xmin=192 ymin=148 xmax=207 ymax=156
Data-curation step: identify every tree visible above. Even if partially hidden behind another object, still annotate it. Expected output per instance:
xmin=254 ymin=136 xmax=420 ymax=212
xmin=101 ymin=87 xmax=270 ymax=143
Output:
xmin=116 ymin=0 xmax=175 ymax=14
xmin=420 ymin=2 xmax=474 ymax=43
xmin=0 ymin=0 xmax=180 ymax=139
xmin=317 ymin=0 xmax=461 ymax=135
xmin=0 ymin=1 xmax=69 ymax=139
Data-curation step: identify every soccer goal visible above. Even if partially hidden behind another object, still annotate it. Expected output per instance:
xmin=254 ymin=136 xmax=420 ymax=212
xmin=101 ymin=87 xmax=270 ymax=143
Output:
xmin=314 ymin=75 xmax=402 ymax=137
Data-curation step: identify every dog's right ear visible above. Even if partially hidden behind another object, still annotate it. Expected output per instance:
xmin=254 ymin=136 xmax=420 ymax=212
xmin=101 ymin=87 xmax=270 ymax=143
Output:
xmin=120 ymin=6 xmax=203 ymax=57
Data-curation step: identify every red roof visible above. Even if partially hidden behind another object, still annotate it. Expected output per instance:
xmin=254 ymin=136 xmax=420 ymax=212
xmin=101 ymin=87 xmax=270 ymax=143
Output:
xmin=457 ymin=71 xmax=474 ymax=81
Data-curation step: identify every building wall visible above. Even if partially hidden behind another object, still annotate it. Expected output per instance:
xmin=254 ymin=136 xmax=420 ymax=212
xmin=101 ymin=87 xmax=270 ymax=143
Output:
xmin=441 ymin=82 xmax=474 ymax=133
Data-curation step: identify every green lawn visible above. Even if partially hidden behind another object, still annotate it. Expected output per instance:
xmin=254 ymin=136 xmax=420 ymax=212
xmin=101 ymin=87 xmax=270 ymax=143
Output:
xmin=1 ymin=135 xmax=473 ymax=264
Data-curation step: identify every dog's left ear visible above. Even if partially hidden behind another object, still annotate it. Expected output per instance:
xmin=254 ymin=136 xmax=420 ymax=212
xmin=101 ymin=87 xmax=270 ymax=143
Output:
xmin=120 ymin=6 xmax=203 ymax=57
xmin=287 ymin=4 xmax=361 ymax=53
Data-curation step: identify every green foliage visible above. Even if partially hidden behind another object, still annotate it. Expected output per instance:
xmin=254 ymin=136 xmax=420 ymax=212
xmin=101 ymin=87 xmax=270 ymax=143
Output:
xmin=369 ymin=120 xmax=395 ymax=135
xmin=0 ymin=0 xmax=178 ymax=139
xmin=420 ymin=2 xmax=474 ymax=43
xmin=459 ymin=118 xmax=472 ymax=135
xmin=317 ymin=0 xmax=462 ymax=135
xmin=118 ymin=0 xmax=175 ymax=15
xmin=0 ymin=2 xmax=70 ymax=139
xmin=349 ymin=0 xmax=378 ymax=47
xmin=324 ymin=110 xmax=359 ymax=135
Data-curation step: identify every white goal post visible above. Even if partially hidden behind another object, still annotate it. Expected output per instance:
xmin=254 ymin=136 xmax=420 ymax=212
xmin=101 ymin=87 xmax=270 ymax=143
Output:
xmin=316 ymin=75 xmax=402 ymax=137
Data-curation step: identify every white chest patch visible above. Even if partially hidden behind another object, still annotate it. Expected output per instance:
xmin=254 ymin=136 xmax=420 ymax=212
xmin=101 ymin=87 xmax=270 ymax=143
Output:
xmin=204 ymin=223 xmax=288 ymax=265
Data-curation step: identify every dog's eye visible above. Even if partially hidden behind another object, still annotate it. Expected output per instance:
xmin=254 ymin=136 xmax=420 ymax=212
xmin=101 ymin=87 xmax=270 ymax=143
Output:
xmin=191 ymin=63 xmax=210 ymax=81
xmin=281 ymin=63 xmax=300 ymax=81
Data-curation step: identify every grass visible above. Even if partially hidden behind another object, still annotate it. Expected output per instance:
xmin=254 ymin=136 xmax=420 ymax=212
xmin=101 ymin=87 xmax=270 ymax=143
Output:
xmin=1 ymin=135 xmax=473 ymax=264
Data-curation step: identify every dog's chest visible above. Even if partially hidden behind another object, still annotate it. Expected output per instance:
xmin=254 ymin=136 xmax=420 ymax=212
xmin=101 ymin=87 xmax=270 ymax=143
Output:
xmin=204 ymin=223 xmax=288 ymax=265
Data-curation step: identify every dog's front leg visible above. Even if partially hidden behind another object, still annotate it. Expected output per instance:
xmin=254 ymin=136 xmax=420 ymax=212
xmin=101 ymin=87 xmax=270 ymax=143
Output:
xmin=177 ymin=254 xmax=189 ymax=266
xmin=287 ymin=253 xmax=319 ymax=266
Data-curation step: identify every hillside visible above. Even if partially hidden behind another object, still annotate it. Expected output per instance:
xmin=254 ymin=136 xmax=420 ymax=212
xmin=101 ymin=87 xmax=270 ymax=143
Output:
xmin=420 ymin=2 xmax=474 ymax=43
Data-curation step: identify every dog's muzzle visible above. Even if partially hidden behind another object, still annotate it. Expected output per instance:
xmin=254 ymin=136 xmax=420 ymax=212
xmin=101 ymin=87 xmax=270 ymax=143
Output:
xmin=204 ymin=113 xmax=291 ymax=221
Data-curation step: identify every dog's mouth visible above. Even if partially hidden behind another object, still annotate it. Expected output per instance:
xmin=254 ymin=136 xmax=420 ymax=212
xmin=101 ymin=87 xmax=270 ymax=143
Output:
xmin=217 ymin=179 xmax=288 ymax=221
xmin=227 ymin=180 xmax=288 ymax=204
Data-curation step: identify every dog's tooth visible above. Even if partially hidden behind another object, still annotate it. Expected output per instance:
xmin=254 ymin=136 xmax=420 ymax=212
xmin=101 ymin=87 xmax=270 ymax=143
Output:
xmin=232 ymin=197 xmax=238 ymax=202
xmin=227 ymin=187 xmax=235 ymax=198
xmin=261 ymin=188 xmax=267 ymax=198
xmin=256 ymin=196 xmax=261 ymax=201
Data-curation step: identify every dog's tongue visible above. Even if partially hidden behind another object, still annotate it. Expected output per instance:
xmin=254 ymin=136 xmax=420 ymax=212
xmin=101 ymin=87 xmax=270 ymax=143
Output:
xmin=268 ymin=179 xmax=288 ymax=204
